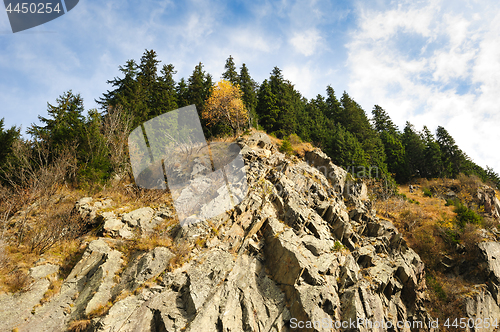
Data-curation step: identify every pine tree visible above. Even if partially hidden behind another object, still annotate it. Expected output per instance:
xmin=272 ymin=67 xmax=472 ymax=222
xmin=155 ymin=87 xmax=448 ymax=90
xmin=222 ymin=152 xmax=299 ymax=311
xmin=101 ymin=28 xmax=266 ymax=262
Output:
xmin=188 ymin=62 xmax=212 ymax=115
xmin=436 ymin=126 xmax=465 ymax=177
xmin=28 ymin=90 xmax=86 ymax=154
xmin=324 ymin=86 xmax=342 ymax=121
xmin=137 ymin=49 xmax=161 ymax=121
xmin=97 ymin=59 xmax=144 ymax=126
xmin=0 ymin=118 xmax=21 ymax=179
xmin=176 ymin=78 xmax=189 ymax=108
xmin=222 ymin=55 xmax=239 ymax=85
xmin=155 ymin=64 xmax=178 ymax=115
xmin=402 ymin=122 xmax=425 ymax=180
xmin=239 ymin=63 xmax=258 ymax=127
xmin=255 ymin=67 xmax=299 ymax=137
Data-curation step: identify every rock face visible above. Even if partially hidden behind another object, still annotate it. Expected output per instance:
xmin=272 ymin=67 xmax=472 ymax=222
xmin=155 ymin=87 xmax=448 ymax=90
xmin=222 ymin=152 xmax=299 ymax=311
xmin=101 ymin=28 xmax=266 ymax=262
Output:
xmin=1 ymin=132 xmax=433 ymax=332
xmin=463 ymin=242 xmax=500 ymax=331
xmin=477 ymin=186 xmax=500 ymax=220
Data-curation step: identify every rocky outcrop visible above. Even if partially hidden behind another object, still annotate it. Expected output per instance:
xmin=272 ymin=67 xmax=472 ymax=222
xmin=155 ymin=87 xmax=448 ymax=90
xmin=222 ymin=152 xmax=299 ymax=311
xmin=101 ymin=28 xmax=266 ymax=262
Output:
xmin=1 ymin=132 xmax=434 ymax=332
xmin=477 ymin=186 xmax=500 ymax=220
xmin=463 ymin=242 xmax=500 ymax=332
xmin=75 ymin=197 xmax=113 ymax=224
xmin=99 ymin=205 xmax=174 ymax=239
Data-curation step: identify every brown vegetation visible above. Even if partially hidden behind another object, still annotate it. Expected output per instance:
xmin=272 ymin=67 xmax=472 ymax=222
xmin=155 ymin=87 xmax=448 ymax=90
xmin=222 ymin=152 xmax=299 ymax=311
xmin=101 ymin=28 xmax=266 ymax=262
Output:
xmin=372 ymin=174 xmax=499 ymax=330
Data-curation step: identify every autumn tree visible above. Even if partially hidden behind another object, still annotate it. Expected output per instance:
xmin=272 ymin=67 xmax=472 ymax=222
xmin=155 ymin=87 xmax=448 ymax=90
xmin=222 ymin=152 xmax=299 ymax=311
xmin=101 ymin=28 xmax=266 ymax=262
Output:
xmin=202 ymin=80 xmax=248 ymax=135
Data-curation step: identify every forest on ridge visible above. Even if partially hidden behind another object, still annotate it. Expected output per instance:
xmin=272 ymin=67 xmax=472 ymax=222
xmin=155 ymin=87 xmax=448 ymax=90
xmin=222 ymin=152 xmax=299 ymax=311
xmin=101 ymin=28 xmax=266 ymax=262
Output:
xmin=1 ymin=49 xmax=499 ymax=191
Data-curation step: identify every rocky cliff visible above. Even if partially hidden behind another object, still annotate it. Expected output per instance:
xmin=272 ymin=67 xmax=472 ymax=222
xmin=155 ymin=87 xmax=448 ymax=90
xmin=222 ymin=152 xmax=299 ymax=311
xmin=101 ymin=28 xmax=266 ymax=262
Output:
xmin=1 ymin=133 xmax=440 ymax=331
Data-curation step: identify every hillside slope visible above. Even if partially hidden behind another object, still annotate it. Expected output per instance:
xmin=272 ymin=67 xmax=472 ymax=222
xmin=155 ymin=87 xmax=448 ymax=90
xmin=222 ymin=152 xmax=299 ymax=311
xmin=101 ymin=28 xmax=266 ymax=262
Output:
xmin=1 ymin=132 xmax=498 ymax=331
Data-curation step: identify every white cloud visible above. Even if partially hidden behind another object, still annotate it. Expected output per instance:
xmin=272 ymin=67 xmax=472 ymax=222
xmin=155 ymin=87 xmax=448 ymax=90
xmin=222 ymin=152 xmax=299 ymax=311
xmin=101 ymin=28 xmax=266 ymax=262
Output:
xmin=3 ymin=0 xmax=499 ymax=174
xmin=347 ymin=0 xmax=500 ymax=173
xmin=289 ymin=29 xmax=322 ymax=56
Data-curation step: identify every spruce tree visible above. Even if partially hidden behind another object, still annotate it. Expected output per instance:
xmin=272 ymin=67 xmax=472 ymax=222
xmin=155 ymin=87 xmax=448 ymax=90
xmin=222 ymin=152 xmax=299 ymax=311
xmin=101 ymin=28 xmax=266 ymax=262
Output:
xmin=324 ymin=86 xmax=342 ymax=121
xmin=176 ymin=78 xmax=189 ymax=108
xmin=188 ymin=62 xmax=212 ymax=115
xmin=326 ymin=122 xmax=368 ymax=169
xmin=255 ymin=67 xmax=299 ymax=137
xmin=0 ymin=118 xmax=21 ymax=180
xmin=402 ymin=122 xmax=425 ymax=181
xmin=372 ymin=105 xmax=397 ymax=134
xmin=97 ymin=59 xmax=144 ymax=127
xmin=239 ymin=63 xmax=258 ymax=127
xmin=338 ymin=92 xmax=386 ymax=175
xmin=137 ymin=49 xmax=161 ymax=121
xmin=222 ymin=55 xmax=239 ymax=85
xmin=436 ymin=126 xmax=465 ymax=177
xmin=371 ymin=105 xmax=404 ymax=179
xmin=28 ymin=90 xmax=86 ymax=154
xmin=155 ymin=64 xmax=178 ymax=115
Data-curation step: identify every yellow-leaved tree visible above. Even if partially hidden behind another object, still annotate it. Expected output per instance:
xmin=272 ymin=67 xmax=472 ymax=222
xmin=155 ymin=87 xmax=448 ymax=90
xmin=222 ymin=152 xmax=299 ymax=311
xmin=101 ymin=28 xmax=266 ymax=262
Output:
xmin=202 ymin=79 xmax=248 ymax=135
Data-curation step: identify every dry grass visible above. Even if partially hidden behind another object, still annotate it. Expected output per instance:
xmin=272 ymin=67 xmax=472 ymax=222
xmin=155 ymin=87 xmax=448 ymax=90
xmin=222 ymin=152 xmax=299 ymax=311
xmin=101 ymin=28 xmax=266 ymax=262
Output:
xmin=67 ymin=319 xmax=92 ymax=332
xmin=87 ymin=301 xmax=113 ymax=319
xmin=0 ymin=243 xmax=37 ymax=293
xmin=40 ymin=275 xmax=64 ymax=304
xmin=425 ymin=272 xmax=471 ymax=331
xmin=372 ymin=175 xmax=496 ymax=328
xmin=1 ymin=269 xmax=33 ymax=293
xmin=168 ymin=241 xmax=192 ymax=271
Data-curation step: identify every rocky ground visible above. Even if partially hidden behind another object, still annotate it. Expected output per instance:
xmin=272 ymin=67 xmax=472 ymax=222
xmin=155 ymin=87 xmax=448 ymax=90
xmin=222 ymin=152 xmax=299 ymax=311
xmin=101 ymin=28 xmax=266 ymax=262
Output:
xmin=1 ymin=132 xmax=500 ymax=331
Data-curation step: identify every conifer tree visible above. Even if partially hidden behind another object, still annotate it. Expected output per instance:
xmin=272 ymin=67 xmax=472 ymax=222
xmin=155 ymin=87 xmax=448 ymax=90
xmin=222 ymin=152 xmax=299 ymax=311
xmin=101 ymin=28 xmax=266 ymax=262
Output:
xmin=137 ymin=49 xmax=161 ymax=121
xmin=326 ymin=122 xmax=368 ymax=168
xmin=176 ymin=78 xmax=189 ymax=108
xmin=238 ymin=63 xmax=258 ymax=127
xmin=423 ymin=141 xmax=443 ymax=178
xmin=187 ymin=62 xmax=212 ymax=115
xmin=371 ymin=105 xmax=405 ymax=179
xmin=436 ymin=126 xmax=465 ymax=177
xmin=402 ymin=122 xmax=425 ymax=181
xmin=338 ymin=92 xmax=386 ymax=175
xmin=155 ymin=64 xmax=178 ymax=115
xmin=97 ymin=59 xmax=144 ymax=127
xmin=0 ymin=118 xmax=21 ymax=180
xmin=324 ymin=86 xmax=342 ymax=121
xmin=256 ymin=67 xmax=298 ymax=137
xmin=372 ymin=105 xmax=397 ymax=134
xmin=222 ymin=55 xmax=239 ymax=85
xmin=28 ymin=90 xmax=86 ymax=154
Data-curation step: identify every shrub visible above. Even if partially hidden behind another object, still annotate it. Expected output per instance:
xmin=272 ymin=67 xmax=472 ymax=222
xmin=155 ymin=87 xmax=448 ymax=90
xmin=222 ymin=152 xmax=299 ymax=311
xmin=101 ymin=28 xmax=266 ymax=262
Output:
xmin=288 ymin=133 xmax=301 ymax=145
xmin=4 ymin=269 xmax=32 ymax=293
xmin=333 ymin=240 xmax=344 ymax=252
xmin=426 ymin=274 xmax=447 ymax=300
xmin=279 ymin=138 xmax=293 ymax=156
xmin=423 ymin=187 xmax=433 ymax=197
xmin=445 ymin=199 xmax=457 ymax=207
xmin=440 ymin=227 xmax=460 ymax=245
xmin=461 ymin=224 xmax=481 ymax=259
xmin=454 ymin=203 xmax=482 ymax=228
xmin=399 ymin=209 xmax=422 ymax=232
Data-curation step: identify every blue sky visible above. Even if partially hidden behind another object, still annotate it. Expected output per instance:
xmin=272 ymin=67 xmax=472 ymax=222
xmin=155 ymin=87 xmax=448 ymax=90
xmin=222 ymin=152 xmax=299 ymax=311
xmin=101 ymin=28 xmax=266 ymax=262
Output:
xmin=1 ymin=0 xmax=499 ymax=174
